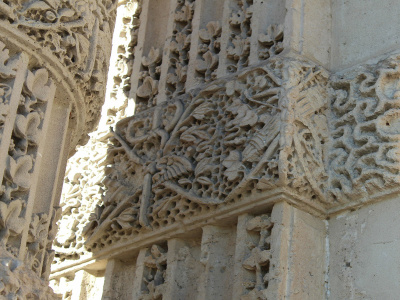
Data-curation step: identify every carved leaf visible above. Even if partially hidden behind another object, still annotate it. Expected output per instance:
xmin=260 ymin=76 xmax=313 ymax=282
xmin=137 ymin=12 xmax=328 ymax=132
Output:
xmin=24 ymin=1 xmax=52 ymax=12
xmin=243 ymin=248 xmax=270 ymax=270
xmin=171 ymin=33 xmax=191 ymax=53
xmin=114 ymin=207 xmax=137 ymax=229
xmin=0 ymin=200 xmax=25 ymax=235
xmin=195 ymin=51 xmax=218 ymax=74
xmin=258 ymin=24 xmax=284 ymax=45
xmin=229 ymin=10 xmax=245 ymax=26
xmin=222 ymin=151 xmax=243 ymax=181
xmin=247 ymin=215 xmax=273 ymax=231
xmin=58 ymin=7 xmax=75 ymax=19
xmin=175 ymin=3 xmax=193 ymax=22
xmin=5 ymin=155 xmax=33 ymax=189
xmin=14 ymin=112 xmax=41 ymax=144
xmin=153 ymin=156 xmax=193 ymax=184
xmin=195 ymin=158 xmax=216 ymax=177
xmin=199 ymin=21 xmax=221 ymax=42
xmin=197 ymin=176 xmax=213 ymax=185
xmin=25 ymin=69 xmax=54 ymax=101
xmin=142 ymin=47 xmax=162 ymax=67
xmin=180 ymin=125 xmax=211 ymax=144
xmin=227 ymin=36 xmax=249 ymax=60
xmin=191 ymin=101 xmax=213 ymax=120
xmin=227 ymin=99 xmax=258 ymax=127
xmin=137 ymin=77 xmax=158 ymax=98
xmin=0 ymin=42 xmax=17 ymax=77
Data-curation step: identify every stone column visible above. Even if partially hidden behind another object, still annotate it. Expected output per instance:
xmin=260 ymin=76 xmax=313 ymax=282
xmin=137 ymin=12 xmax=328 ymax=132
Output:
xmin=0 ymin=0 xmax=116 ymax=298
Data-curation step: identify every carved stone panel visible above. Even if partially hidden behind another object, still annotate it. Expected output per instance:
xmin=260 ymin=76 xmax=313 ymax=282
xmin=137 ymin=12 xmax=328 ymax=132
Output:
xmin=83 ymin=56 xmax=330 ymax=252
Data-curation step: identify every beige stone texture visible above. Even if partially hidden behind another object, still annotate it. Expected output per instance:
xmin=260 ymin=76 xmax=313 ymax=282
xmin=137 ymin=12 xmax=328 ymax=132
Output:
xmin=329 ymin=195 xmax=400 ymax=299
xmin=0 ymin=0 xmax=398 ymax=298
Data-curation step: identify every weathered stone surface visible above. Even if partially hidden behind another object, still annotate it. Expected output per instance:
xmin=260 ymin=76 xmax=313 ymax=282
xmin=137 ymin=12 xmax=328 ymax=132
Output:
xmin=0 ymin=0 xmax=116 ymax=297
xmin=44 ymin=0 xmax=400 ymax=299
xmin=0 ymin=0 xmax=117 ymax=146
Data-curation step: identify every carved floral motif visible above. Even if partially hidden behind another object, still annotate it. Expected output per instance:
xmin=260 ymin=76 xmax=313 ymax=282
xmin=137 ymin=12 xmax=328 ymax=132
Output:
xmin=166 ymin=0 xmax=195 ymax=99
xmin=195 ymin=21 xmax=221 ymax=83
xmin=53 ymin=0 xmax=143 ymax=267
xmin=139 ymin=244 xmax=168 ymax=300
xmin=0 ymin=0 xmax=118 ymax=142
xmin=84 ymin=57 xmax=329 ymax=251
xmin=226 ymin=0 xmax=253 ymax=73
xmin=258 ymin=24 xmax=284 ymax=60
xmin=241 ymin=214 xmax=273 ymax=300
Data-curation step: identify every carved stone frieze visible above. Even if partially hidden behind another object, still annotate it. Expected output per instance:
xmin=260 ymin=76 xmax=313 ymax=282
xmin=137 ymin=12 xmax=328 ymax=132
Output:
xmin=328 ymin=54 xmax=400 ymax=207
xmin=0 ymin=40 xmax=63 ymax=299
xmin=83 ymin=56 xmax=330 ymax=251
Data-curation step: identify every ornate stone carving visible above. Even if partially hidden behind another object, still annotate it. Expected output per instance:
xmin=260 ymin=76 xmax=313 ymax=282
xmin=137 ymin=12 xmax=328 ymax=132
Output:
xmin=53 ymin=0 xmax=142 ymax=268
xmin=84 ymin=57 xmax=329 ymax=251
xmin=138 ymin=244 xmax=168 ymax=300
xmin=166 ymin=0 xmax=195 ymax=99
xmin=195 ymin=21 xmax=221 ymax=83
xmin=226 ymin=0 xmax=253 ymax=73
xmin=241 ymin=214 xmax=273 ymax=300
xmin=136 ymin=47 xmax=163 ymax=113
xmin=258 ymin=24 xmax=284 ymax=61
xmin=328 ymin=54 xmax=400 ymax=205
xmin=0 ymin=251 xmax=58 ymax=299
xmin=0 ymin=0 xmax=117 ymax=145
xmin=0 ymin=0 xmax=117 ymax=295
